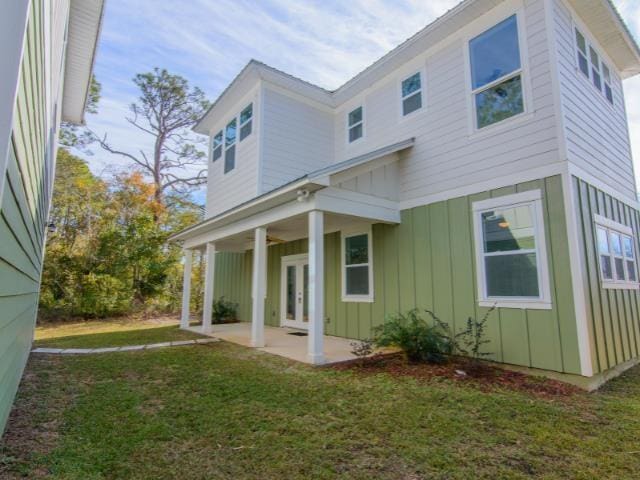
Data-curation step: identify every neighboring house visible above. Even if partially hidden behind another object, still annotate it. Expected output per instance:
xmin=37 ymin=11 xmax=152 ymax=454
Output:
xmin=172 ymin=0 xmax=640 ymax=389
xmin=0 ymin=0 xmax=104 ymax=433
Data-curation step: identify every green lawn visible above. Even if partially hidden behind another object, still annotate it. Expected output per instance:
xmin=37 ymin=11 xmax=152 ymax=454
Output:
xmin=2 ymin=322 xmax=640 ymax=479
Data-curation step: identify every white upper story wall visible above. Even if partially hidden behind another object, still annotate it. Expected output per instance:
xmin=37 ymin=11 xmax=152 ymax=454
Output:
xmin=260 ymin=84 xmax=334 ymax=194
xmin=552 ymin=0 xmax=637 ymax=200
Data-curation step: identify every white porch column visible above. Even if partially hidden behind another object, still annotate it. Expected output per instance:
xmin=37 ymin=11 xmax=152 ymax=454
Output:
xmin=180 ymin=249 xmax=193 ymax=329
xmin=251 ymin=226 xmax=267 ymax=347
xmin=307 ymin=210 xmax=325 ymax=365
xmin=202 ymin=243 xmax=216 ymax=334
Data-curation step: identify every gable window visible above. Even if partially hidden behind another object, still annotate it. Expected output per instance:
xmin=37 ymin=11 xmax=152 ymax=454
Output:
xmin=574 ymin=28 xmax=615 ymax=106
xmin=401 ymin=72 xmax=422 ymax=116
xmin=224 ymin=119 xmax=236 ymax=174
xmin=342 ymin=230 xmax=373 ymax=302
xmin=212 ymin=131 xmax=223 ymax=162
xmin=472 ymin=190 xmax=551 ymax=309
xmin=239 ymin=103 xmax=253 ymax=141
xmin=348 ymin=106 xmax=363 ymax=142
xmin=469 ymin=15 xmax=524 ymax=129
xmin=595 ymin=215 xmax=638 ymax=288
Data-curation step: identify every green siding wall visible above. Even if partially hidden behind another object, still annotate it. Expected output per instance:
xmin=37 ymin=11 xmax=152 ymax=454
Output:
xmin=574 ymin=176 xmax=640 ymax=374
xmin=0 ymin=1 xmax=50 ymax=432
xmin=213 ymin=175 xmax=581 ymax=375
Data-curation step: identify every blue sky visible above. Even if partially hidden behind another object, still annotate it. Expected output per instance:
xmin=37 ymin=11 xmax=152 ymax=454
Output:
xmin=84 ymin=0 xmax=640 ymax=197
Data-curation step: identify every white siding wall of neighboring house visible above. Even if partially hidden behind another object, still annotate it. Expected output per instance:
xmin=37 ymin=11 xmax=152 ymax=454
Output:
xmin=260 ymin=84 xmax=334 ymax=193
xmin=206 ymin=86 xmax=261 ymax=218
xmin=552 ymin=0 xmax=636 ymax=200
xmin=333 ymin=0 xmax=561 ymax=207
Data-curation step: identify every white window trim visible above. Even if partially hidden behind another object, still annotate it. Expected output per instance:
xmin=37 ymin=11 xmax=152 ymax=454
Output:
xmin=224 ymin=119 xmax=237 ymax=174
xmin=464 ymin=10 xmax=533 ymax=135
xmin=399 ymin=70 xmax=424 ymax=119
xmin=239 ymin=103 xmax=253 ymax=141
xmin=212 ymin=130 xmax=223 ymax=162
xmin=594 ymin=214 xmax=639 ymax=290
xmin=341 ymin=227 xmax=374 ymax=303
xmin=572 ymin=24 xmax=615 ymax=108
xmin=347 ymin=106 xmax=364 ymax=144
xmin=472 ymin=189 xmax=552 ymax=310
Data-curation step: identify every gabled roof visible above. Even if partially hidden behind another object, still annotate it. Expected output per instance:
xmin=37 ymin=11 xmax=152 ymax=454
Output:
xmin=61 ymin=0 xmax=105 ymax=124
xmin=195 ymin=0 xmax=640 ymax=133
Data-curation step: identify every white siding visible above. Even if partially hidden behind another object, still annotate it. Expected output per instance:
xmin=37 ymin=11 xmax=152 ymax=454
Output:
xmin=205 ymin=87 xmax=261 ymax=218
xmin=333 ymin=0 xmax=561 ymax=205
xmin=260 ymin=86 xmax=334 ymax=193
xmin=553 ymin=0 xmax=636 ymax=200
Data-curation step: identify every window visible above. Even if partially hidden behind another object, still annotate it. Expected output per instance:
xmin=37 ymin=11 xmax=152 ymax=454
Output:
xmin=469 ymin=15 xmax=524 ymax=129
xmin=574 ymin=28 xmax=614 ymax=106
xmin=342 ymin=230 xmax=373 ymax=301
xmin=239 ymin=103 xmax=253 ymax=141
xmin=348 ymin=106 xmax=363 ymax=142
xmin=595 ymin=215 xmax=638 ymax=288
xmin=472 ymin=190 xmax=551 ymax=309
xmin=212 ymin=131 xmax=222 ymax=162
xmin=224 ymin=119 xmax=236 ymax=174
xmin=401 ymin=72 xmax=422 ymax=116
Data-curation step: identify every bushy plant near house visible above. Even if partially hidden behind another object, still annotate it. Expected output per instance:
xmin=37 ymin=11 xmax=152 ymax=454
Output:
xmin=373 ymin=310 xmax=453 ymax=364
xmin=211 ymin=297 xmax=238 ymax=324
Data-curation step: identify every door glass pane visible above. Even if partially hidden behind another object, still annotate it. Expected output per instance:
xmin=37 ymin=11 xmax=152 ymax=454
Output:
xmin=346 ymin=265 xmax=369 ymax=295
xmin=597 ymin=227 xmax=609 ymax=254
xmin=345 ymin=234 xmax=369 ymax=265
xmin=470 ymin=15 xmax=521 ymax=89
xmin=600 ymin=255 xmax=613 ymax=280
xmin=303 ymin=264 xmax=309 ymax=322
xmin=286 ymin=265 xmax=296 ymax=320
xmin=482 ymin=205 xmax=535 ymax=253
xmin=475 ymin=75 xmax=524 ymax=129
xmin=611 ymin=232 xmax=622 ymax=256
xmin=485 ymin=253 xmax=539 ymax=297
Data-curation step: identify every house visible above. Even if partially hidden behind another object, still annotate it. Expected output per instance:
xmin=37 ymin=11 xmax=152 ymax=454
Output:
xmin=172 ymin=0 xmax=640 ymax=389
xmin=0 ymin=0 xmax=104 ymax=433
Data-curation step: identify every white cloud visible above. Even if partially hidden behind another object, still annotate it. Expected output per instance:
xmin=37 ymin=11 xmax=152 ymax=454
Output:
xmin=85 ymin=0 xmax=640 ymax=196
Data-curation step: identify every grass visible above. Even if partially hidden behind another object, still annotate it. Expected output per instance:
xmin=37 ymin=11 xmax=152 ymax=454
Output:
xmin=2 ymin=320 xmax=640 ymax=479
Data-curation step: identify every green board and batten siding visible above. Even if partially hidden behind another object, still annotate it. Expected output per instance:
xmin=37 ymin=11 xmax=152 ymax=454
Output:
xmin=214 ymin=175 xmax=582 ymax=375
xmin=0 ymin=2 xmax=50 ymax=430
xmin=574 ymin=176 xmax=640 ymax=375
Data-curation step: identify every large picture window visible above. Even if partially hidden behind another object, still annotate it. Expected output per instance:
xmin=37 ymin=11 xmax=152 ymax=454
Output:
xmin=472 ymin=190 xmax=551 ymax=309
xmin=342 ymin=230 xmax=373 ymax=302
xmin=469 ymin=15 xmax=524 ymax=129
xmin=595 ymin=215 xmax=638 ymax=289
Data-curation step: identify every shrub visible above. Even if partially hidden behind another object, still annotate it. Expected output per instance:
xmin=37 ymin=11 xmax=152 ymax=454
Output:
xmin=373 ymin=309 xmax=453 ymax=364
xmin=457 ymin=306 xmax=495 ymax=366
xmin=211 ymin=297 xmax=238 ymax=324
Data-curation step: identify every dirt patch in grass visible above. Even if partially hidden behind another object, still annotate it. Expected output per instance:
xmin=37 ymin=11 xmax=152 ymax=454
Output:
xmin=330 ymin=353 xmax=582 ymax=399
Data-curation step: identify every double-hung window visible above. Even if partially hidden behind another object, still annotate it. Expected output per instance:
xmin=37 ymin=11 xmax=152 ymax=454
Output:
xmin=224 ymin=119 xmax=237 ymax=174
xmin=348 ymin=106 xmax=363 ymax=143
xmin=239 ymin=103 xmax=253 ymax=141
xmin=342 ymin=230 xmax=373 ymax=302
xmin=212 ymin=131 xmax=223 ymax=162
xmin=595 ymin=215 xmax=638 ymax=288
xmin=472 ymin=190 xmax=551 ymax=309
xmin=469 ymin=15 xmax=524 ymax=129
xmin=401 ymin=72 xmax=422 ymax=116
xmin=575 ymin=28 xmax=615 ymax=105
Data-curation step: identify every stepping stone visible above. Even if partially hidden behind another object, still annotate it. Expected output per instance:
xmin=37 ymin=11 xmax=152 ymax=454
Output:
xmin=32 ymin=348 xmax=63 ymax=354
xmin=145 ymin=342 xmax=171 ymax=349
xmin=119 ymin=345 xmax=145 ymax=351
xmin=196 ymin=338 xmax=220 ymax=344
xmin=170 ymin=340 xmax=196 ymax=346
xmin=90 ymin=347 xmax=120 ymax=353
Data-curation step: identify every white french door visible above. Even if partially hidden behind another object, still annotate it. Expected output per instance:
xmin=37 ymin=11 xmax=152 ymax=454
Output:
xmin=280 ymin=254 xmax=309 ymax=330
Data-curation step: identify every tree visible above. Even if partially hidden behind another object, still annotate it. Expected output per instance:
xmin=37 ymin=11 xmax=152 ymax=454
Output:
xmin=59 ymin=75 xmax=102 ymax=148
xmin=92 ymin=68 xmax=211 ymax=205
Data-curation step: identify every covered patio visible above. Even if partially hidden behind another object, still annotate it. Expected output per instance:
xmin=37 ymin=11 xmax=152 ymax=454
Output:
xmin=171 ymin=140 xmax=412 ymax=365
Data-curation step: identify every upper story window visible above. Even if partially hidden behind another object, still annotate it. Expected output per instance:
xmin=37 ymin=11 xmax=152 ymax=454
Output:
xmin=575 ymin=28 xmax=614 ymax=106
xmin=224 ymin=119 xmax=236 ymax=174
xmin=472 ymin=190 xmax=551 ymax=309
xmin=348 ymin=106 xmax=363 ymax=142
xmin=595 ymin=215 xmax=638 ymax=289
xmin=239 ymin=103 xmax=253 ymax=141
xmin=401 ymin=72 xmax=422 ymax=116
xmin=212 ymin=131 xmax=223 ymax=162
xmin=469 ymin=15 xmax=524 ymax=129
xmin=342 ymin=229 xmax=373 ymax=302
